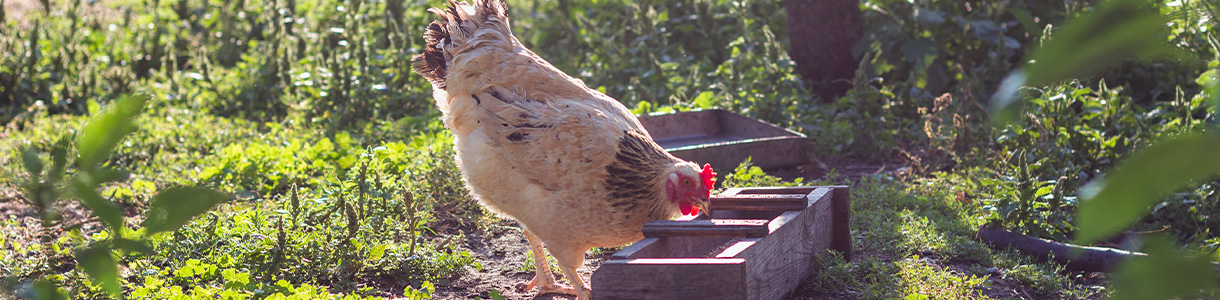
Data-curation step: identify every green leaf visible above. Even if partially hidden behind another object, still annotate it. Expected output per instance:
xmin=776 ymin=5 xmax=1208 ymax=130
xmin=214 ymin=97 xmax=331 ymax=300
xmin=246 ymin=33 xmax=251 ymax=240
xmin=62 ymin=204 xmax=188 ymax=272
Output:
xmin=1076 ymin=132 xmax=1220 ymax=244
xmin=487 ymin=288 xmax=505 ymax=300
xmin=73 ymin=176 xmax=125 ymax=236
xmin=632 ymin=101 xmax=653 ymax=115
xmin=113 ymin=238 xmax=154 ymax=255
xmin=900 ymin=38 xmax=938 ymax=71
xmin=693 ymin=91 xmax=716 ymax=109
xmin=86 ymin=99 xmax=101 ymax=116
xmin=369 ymin=244 xmax=387 ymax=261
xmin=76 ymin=94 xmax=149 ymax=170
xmin=92 ymin=167 xmax=129 ymax=184
xmin=48 ymin=136 xmax=71 ymax=183
xmin=1023 ymin=0 xmax=1183 ymax=87
xmin=76 ymin=245 xmax=121 ymax=296
xmin=988 ymin=70 xmax=1028 ymax=126
xmin=1110 ymin=234 xmax=1219 ymax=300
xmin=142 ymin=187 xmax=231 ymax=235
xmin=21 ymin=150 xmax=43 ymax=178
xmin=31 ymin=279 xmax=68 ymax=300
xmin=1007 ymin=8 xmax=1039 ymax=37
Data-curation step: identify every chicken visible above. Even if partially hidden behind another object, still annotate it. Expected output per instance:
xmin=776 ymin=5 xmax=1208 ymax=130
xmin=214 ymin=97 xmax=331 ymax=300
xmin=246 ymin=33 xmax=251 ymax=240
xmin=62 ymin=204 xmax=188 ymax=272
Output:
xmin=411 ymin=1 xmax=716 ymax=299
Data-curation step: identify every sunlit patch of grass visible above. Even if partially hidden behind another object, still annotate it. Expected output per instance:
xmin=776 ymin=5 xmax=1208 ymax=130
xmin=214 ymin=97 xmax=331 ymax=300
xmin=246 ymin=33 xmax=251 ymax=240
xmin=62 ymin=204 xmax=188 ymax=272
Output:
xmin=806 ymin=253 xmax=901 ymax=299
xmin=894 ymin=256 xmax=987 ymax=299
xmin=987 ymin=249 xmax=1076 ymax=296
xmin=801 ymin=175 xmax=1103 ymax=299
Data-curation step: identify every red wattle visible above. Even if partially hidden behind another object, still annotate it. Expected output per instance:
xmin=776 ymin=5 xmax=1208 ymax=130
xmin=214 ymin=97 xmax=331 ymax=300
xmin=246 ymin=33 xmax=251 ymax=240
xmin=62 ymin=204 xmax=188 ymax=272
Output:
xmin=680 ymin=202 xmax=692 ymax=215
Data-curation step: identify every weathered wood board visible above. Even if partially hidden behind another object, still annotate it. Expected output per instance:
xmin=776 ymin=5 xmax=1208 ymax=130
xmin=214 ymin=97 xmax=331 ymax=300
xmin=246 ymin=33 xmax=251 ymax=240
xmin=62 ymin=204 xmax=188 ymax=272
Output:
xmin=638 ymin=109 xmax=811 ymax=170
xmin=592 ymin=186 xmax=851 ymax=300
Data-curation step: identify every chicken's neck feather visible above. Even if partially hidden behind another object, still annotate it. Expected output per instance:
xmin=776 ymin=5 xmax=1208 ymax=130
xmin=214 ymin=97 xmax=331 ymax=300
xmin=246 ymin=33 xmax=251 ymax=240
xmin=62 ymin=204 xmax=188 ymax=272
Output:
xmin=604 ymin=130 xmax=682 ymax=220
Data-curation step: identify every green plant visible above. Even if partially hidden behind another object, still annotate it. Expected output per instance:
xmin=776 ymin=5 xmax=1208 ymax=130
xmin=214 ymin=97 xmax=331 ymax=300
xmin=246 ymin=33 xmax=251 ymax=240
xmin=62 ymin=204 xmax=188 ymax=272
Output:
xmin=718 ymin=158 xmax=805 ymax=189
xmin=991 ymin=0 xmax=1220 ymax=298
xmin=13 ymin=94 xmax=230 ymax=298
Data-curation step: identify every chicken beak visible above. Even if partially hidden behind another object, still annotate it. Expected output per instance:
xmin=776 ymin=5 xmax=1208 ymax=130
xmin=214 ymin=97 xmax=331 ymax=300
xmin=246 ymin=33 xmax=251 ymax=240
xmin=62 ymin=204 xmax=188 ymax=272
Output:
xmin=694 ymin=196 xmax=713 ymax=217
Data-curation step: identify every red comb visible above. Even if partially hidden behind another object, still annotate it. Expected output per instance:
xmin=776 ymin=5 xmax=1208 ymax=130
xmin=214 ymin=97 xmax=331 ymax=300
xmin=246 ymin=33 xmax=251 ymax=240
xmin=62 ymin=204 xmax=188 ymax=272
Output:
xmin=700 ymin=163 xmax=717 ymax=197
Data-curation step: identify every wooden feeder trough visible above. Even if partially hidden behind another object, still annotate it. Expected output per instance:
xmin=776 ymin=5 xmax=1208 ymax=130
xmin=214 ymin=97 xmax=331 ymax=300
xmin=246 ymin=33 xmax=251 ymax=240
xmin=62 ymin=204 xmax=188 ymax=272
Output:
xmin=592 ymin=186 xmax=852 ymax=300
xmin=639 ymin=109 xmax=811 ymax=170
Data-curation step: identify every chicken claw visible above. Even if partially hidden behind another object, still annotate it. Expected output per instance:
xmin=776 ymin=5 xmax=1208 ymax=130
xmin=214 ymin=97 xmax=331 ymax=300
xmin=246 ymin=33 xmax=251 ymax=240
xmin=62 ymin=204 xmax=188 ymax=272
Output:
xmin=515 ymin=274 xmax=579 ymax=297
xmin=518 ymin=230 xmax=581 ymax=298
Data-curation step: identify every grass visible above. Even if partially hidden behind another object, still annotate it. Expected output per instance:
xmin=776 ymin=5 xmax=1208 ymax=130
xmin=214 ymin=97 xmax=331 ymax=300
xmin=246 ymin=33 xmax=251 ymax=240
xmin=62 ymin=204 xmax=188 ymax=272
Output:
xmin=2 ymin=0 xmax=1218 ymax=298
xmin=0 ymin=105 xmax=1109 ymax=299
xmin=787 ymin=175 xmax=1103 ymax=299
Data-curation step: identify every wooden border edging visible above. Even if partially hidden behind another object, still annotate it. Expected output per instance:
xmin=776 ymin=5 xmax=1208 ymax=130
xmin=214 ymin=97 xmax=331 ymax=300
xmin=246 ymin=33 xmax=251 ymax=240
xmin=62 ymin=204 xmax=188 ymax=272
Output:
xmin=593 ymin=185 xmax=851 ymax=300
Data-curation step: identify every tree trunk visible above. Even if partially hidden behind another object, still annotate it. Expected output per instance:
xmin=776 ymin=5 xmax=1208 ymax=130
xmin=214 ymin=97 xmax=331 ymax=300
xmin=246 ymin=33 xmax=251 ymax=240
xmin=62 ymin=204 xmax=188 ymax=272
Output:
xmin=784 ymin=0 xmax=862 ymax=102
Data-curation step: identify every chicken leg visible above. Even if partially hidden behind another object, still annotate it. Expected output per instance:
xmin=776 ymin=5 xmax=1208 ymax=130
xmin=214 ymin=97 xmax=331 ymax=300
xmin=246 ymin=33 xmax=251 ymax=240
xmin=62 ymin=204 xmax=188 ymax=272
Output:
xmin=517 ymin=230 xmax=579 ymax=297
xmin=550 ymin=245 xmax=593 ymax=300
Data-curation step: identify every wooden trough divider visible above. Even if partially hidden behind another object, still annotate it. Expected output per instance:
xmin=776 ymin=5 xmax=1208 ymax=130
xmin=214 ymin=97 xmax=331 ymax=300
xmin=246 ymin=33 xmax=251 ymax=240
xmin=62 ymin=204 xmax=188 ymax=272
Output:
xmin=593 ymin=186 xmax=851 ymax=300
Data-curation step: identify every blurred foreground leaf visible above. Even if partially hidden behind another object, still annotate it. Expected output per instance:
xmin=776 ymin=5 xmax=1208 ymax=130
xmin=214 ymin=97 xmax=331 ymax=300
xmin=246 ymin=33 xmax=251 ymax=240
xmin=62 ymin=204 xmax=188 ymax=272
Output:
xmin=1024 ymin=0 xmax=1179 ymax=87
xmin=21 ymin=149 xmax=44 ymax=178
xmin=30 ymin=279 xmax=68 ymax=300
xmin=143 ymin=187 xmax=231 ymax=235
xmin=1077 ymin=133 xmax=1220 ymax=244
xmin=76 ymin=94 xmax=148 ymax=170
xmin=76 ymin=245 xmax=120 ymax=296
xmin=991 ymin=0 xmax=1186 ymax=123
xmin=73 ymin=177 xmax=125 ymax=235
xmin=113 ymin=238 xmax=155 ymax=255
xmin=1111 ymin=234 xmax=1218 ymax=300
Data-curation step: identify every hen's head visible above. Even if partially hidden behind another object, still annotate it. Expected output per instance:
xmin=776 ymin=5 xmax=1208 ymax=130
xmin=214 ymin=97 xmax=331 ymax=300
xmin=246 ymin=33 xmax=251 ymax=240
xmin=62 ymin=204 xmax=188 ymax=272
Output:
xmin=666 ymin=163 xmax=717 ymax=216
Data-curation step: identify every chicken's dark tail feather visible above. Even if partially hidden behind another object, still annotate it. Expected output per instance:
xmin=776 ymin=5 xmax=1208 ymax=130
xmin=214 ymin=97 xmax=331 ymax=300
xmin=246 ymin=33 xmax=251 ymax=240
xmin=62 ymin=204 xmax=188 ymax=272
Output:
xmin=412 ymin=20 xmax=450 ymax=90
xmin=411 ymin=0 xmax=509 ymax=91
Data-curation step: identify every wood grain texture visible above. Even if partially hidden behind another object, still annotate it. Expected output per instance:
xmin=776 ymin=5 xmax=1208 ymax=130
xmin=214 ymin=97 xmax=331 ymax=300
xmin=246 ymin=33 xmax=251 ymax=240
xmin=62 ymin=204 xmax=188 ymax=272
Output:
xmin=592 ymin=258 xmax=748 ymax=300
xmin=592 ymin=186 xmax=854 ymax=300
xmin=643 ymin=219 xmax=771 ymax=237
xmin=639 ymin=110 xmax=812 ymax=170
xmin=610 ymin=237 xmax=660 ymax=260
xmin=611 ymin=236 xmax=740 ymax=259
xmin=734 ymin=187 xmax=834 ymax=300
xmin=712 ymin=194 xmax=810 ymax=211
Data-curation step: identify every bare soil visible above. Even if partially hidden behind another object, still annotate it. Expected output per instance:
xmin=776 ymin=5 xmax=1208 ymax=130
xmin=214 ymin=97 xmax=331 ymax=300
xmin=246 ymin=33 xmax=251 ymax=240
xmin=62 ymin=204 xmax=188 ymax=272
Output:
xmin=425 ymin=227 xmax=606 ymax=300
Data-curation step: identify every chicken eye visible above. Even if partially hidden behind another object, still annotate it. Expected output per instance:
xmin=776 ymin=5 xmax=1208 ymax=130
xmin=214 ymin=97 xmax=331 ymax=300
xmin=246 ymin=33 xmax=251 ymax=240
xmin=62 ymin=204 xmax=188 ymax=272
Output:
xmin=682 ymin=178 xmax=692 ymax=185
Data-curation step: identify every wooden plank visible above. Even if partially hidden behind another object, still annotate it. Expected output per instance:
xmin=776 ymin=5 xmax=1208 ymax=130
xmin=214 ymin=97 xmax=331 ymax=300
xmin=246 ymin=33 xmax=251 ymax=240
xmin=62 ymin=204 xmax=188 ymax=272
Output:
xmin=708 ymin=210 xmax=783 ymax=220
xmin=612 ymin=236 xmax=740 ymax=259
xmin=766 ymin=211 xmax=802 ymax=234
xmin=830 ymin=185 xmax=853 ymax=261
xmin=610 ymin=237 xmax=660 ymax=260
xmin=592 ymin=185 xmax=854 ymax=300
xmin=641 ymin=109 xmax=811 ymax=170
xmin=734 ymin=187 xmax=835 ymax=300
xmin=712 ymin=194 xmax=808 ymax=211
xmin=643 ymin=219 xmax=770 ymax=237
xmin=729 ymin=186 xmax=817 ymax=195
xmin=714 ymin=238 xmax=760 ymax=258
xmin=667 ymin=136 xmax=810 ymax=169
xmin=592 ymin=258 xmax=747 ymax=300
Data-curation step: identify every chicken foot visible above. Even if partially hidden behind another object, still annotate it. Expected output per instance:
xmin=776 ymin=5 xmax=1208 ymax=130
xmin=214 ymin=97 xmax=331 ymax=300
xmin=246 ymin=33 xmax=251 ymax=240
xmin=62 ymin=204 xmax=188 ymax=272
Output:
xmin=553 ymin=252 xmax=592 ymax=300
xmin=516 ymin=230 xmax=580 ymax=297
